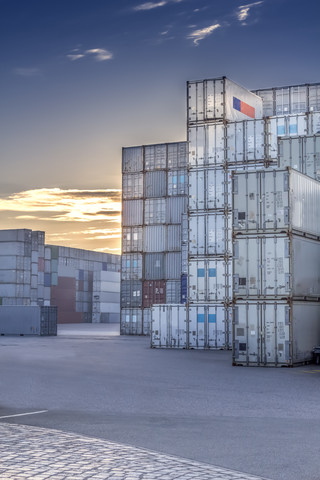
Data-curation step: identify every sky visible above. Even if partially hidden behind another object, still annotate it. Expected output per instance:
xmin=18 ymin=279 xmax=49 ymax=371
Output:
xmin=0 ymin=0 xmax=319 ymax=253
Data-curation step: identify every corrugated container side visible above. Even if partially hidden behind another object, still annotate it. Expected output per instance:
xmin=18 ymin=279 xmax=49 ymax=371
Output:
xmin=188 ymin=304 xmax=231 ymax=350
xmin=144 ymin=171 xmax=167 ymax=198
xmin=121 ymin=253 xmax=143 ymax=280
xmin=166 ymin=280 xmax=181 ymax=304
xmin=0 ymin=306 xmax=41 ymax=335
xmin=143 ymin=226 xmax=167 ymax=253
xmin=144 ymin=144 xmax=167 ymax=170
xmin=0 ymin=229 xmax=32 ymax=243
xmin=144 ymin=198 xmax=166 ymax=225
xmin=121 ymin=308 xmax=143 ymax=335
xmin=122 ymin=146 xmax=143 ymax=173
xmin=167 ymin=142 xmax=187 ymax=169
xmin=122 ymin=200 xmax=143 ymax=226
xmin=278 ymin=135 xmax=320 ymax=181
xmin=167 ymin=197 xmax=187 ymax=224
xmin=120 ymin=280 xmax=142 ymax=308
xmin=144 ymin=253 xmax=165 ymax=280
xmin=167 ymin=225 xmax=181 ymax=252
xmin=167 ymin=170 xmax=188 ymax=196
xmin=142 ymin=280 xmax=166 ymax=308
xmin=165 ymin=252 xmax=181 ymax=280
xmin=122 ymin=173 xmax=144 ymax=199
xmin=188 ymin=124 xmax=225 ymax=167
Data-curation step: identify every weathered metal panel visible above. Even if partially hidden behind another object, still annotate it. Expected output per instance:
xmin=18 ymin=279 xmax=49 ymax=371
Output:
xmin=167 ymin=170 xmax=188 ymax=196
xmin=165 ymin=252 xmax=181 ymax=280
xmin=121 ymin=253 xmax=143 ymax=280
xmin=122 ymin=200 xmax=143 ymax=226
xmin=122 ymin=173 xmax=143 ymax=199
xmin=167 ymin=142 xmax=187 ymax=169
xmin=151 ymin=304 xmax=187 ymax=348
xmin=189 ymin=213 xmax=231 ymax=257
xmin=120 ymin=280 xmax=142 ymax=307
xmin=120 ymin=308 xmax=143 ymax=335
xmin=122 ymin=146 xmax=143 ymax=173
xmin=167 ymin=225 xmax=181 ymax=252
xmin=181 ymin=274 xmax=187 ymax=304
xmin=144 ymin=171 xmax=167 ymax=198
xmin=142 ymin=280 xmax=166 ymax=308
xmin=166 ymin=197 xmax=187 ymax=224
xmin=188 ymin=258 xmax=231 ymax=303
xmin=188 ymin=304 xmax=231 ymax=350
xmin=144 ymin=253 xmax=165 ymax=280
xmin=233 ymin=300 xmax=320 ymax=367
xmin=143 ymin=226 xmax=167 ymax=253
xmin=144 ymin=198 xmax=166 ymax=225
xmin=144 ymin=144 xmax=166 ymax=170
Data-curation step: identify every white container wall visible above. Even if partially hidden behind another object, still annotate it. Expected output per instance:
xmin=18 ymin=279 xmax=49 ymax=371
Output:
xmin=167 ymin=143 xmax=188 ymax=169
xmin=233 ymin=300 xmax=320 ymax=367
xmin=122 ymin=173 xmax=143 ymax=199
xmin=189 ymin=213 xmax=231 ymax=257
xmin=278 ymin=135 xmax=320 ymax=181
xmin=188 ymin=124 xmax=225 ymax=167
xmin=189 ymin=168 xmax=227 ymax=211
xmin=122 ymin=146 xmax=143 ymax=173
xmin=266 ymin=114 xmax=308 ymax=159
xmin=233 ymin=234 xmax=320 ymax=299
xmin=226 ymin=120 xmax=266 ymax=165
xmin=188 ymin=77 xmax=263 ymax=124
xmin=189 ymin=258 xmax=231 ymax=303
xmin=188 ymin=304 xmax=231 ymax=349
xmin=151 ymin=304 xmax=187 ymax=348
xmin=232 ymin=169 xmax=320 ymax=236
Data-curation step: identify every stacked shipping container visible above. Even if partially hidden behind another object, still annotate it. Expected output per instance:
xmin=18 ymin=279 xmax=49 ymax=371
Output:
xmin=232 ymin=169 xmax=320 ymax=366
xmin=121 ymin=142 xmax=188 ymax=335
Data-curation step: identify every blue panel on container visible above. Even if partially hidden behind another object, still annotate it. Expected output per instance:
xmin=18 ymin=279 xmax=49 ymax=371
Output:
xmin=44 ymin=273 xmax=51 ymax=287
xmin=277 ymin=125 xmax=285 ymax=136
xmin=102 ymin=262 xmax=108 ymax=271
xmin=209 ymin=268 xmax=216 ymax=277
xmin=180 ymin=175 xmax=185 ymax=183
xmin=126 ymin=260 xmax=130 ymax=268
xmin=173 ymin=176 xmax=177 ymax=184
xmin=289 ymin=124 xmax=297 ymax=134
xmin=133 ymin=260 xmax=137 ymax=268
xmin=233 ymin=96 xmax=241 ymax=112
xmin=181 ymin=274 xmax=187 ymax=304
xmin=208 ymin=314 xmax=216 ymax=323
xmin=197 ymin=268 xmax=205 ymax=278
xmin=197 ymin=314 xmax=205 ymax=323
xmin=79 ymin=269 xmax=84 ymax=280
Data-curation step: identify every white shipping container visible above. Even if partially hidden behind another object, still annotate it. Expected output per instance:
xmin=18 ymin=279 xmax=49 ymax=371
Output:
xmin=0 ymin=242 xmax=26 ymax=256
xmin=189 ymin=258 xmax=231 ymax=303
xmin=189 ymin=168 xmax=227 ymax=211
xmin=0 ymin=229 xmax=32 ymax=243
xmin=233 ymin=234 xmax=320 ymax=299
xmin=167 ymin=142 xmax=188 ymax=169
xmin=188 ymin=304 xmax=231 ymax=350
xmin=226 ymin=119 xmax=265 ymax=165
xmin=151 ymin=304 xmax=187 ymax=348
xmin=188 ymin=124 xmax=225 ymax=167
xmin=266 ymin=114 xmax=308 ymax=159
xmin=233 ymin=300 xmax=320 ymax=367
xmin=189 ymin=213 xmax=231 ymax=257
xmin=122 ymin=173 xmax=144 ymax=199
xmin=233 ymin=169 xmax=320 ymax=237
xmin=100 ymin=302 xmax=120 ymax=314
xmin=278 ymin=135 xmax=320 ymax=181
xmin=188 ymin=77 xmax=263 ymax=124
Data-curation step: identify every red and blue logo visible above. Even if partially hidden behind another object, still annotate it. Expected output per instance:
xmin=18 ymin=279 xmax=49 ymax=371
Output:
xmin=233 ymin=97 xmax=255 ymax=119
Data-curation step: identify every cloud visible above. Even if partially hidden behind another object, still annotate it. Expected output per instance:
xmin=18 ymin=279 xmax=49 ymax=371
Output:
xmin=237 ymin=1 xmax=263 ymax=22
xmin=67 ymin=48 xmax=113 ymax=62
xmin=14 ymin=67 xmax=41 ymax=77
xmin=188 ymin=23 xmax=221 ymax=45
xmin=134 ymin=1 xmax=167 ymax=10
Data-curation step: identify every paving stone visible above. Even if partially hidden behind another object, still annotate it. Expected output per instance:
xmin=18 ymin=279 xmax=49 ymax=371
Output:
xmin=0 ymin=423 xmax=270 ymax=480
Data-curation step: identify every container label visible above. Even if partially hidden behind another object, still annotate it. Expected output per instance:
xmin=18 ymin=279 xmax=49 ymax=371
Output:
xmin=208 ymin=314 xmax=216 ymax=323
xmin=197 ymin=314 xmax=205 ymax=323
xmin=233 ymin=96 xmax=255 ymax=119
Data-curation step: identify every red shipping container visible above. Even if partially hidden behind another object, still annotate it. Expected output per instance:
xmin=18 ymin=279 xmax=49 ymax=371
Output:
xmin=143 ymin=280 xmax=166 ymax=308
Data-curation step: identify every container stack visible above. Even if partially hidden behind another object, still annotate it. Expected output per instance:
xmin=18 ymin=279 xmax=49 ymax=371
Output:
xmin=121 ymin=142 xmax=188 ymax=335
xmin=48 ymin=245 xmax=120 ymax=324
xmin=232 ymin=168 xmax=320 ymax=367
xmin=186 ymin=77 xmax=266 ymax=350
xmin=92 ymin=270 xmax=120 ymax=323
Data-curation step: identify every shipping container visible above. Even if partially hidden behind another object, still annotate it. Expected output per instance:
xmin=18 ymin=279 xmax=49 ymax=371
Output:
xmin=233 ymin=234 xmax=320 ymax=299
xmin=122 ymin=200 xmax=143 ymax=226
xmin=122 ymin=173 xmax=144 ymax=199
xmin=122 ymin=226 xmax=143 ymax=253
xmin=0 ymin=305 xmax=57 ymax=336
xmin=122 ymin=146 xmax=143 ymax=173
xmin=189 ymin=213 xmax=231 ymax=257
xmin=143 ymin=280 xmax=166 ymax=308
xmin=144 ymin=198 xmax=166 ymax=225
xmin=232 ymin=169 xmax=320 ymax=237
xmin=181 ymin=274 xmax=187 ymax=303
xmin=0 ymin=229 xmax=32 ymax=243
xmin=278 ymin=135 xmax=320 ymax=181
xmin=121 ymin=280 xmax=142 ymax=308
xmin=121 ymin=253 xmax=143 ymax=280
xmin=121 ymin=308 xmax=143 ymax=335
xmin=166 ymin=280 xmax=181 ymax=304
xmin=167 ymin=197 xmax=187 ymax=224
xmin=188 ymin=123 xmax=225 ymax=167
xmin=189 ymin=168 xmax=227 ymax=211
xmin=188 ymin=304 xmax=231 ymax=349
xmin=188 ymin=77 xmax=263 ymax=124
xmin=167 ymin=225 xmax=182 ymax=252
xmin=144 ymin=144 xmax=167 ymax=170
xmin=151 ymin=304 xmax=187 ymax=348
xmin=144 ymin=171 xmax=167 ymax=198
xmin=188 ymin=258 xmax=231 ymax=303
xmin=165 ymin=252 xmax=181 ymax=280
xmin=144 ymin=253 xmax=165 ymax=280
xmin=167 ymin=142 xmax=188 ymax=169
xmin=226 ymin=119 xmax=265 ymax=165
xmin=142 ymin=308 xmax=152 ymax=335
xmin=266 ymin=114 xmax=308 ymax=159
xmin=252 ymin=83 xmax=320 ymax=117
xmin=233 ymin=300 xmax=320 ymax=367
xmin=181 ymin=244 xmax=188 ymax=275
xmin=143 ymin=226 xmax=167 ymax=253
xmin=167 ymin=170 xmax=188 ymax=196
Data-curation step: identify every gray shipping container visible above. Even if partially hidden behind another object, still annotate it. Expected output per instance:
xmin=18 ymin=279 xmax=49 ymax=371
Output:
xmin=122 ymin=226 xmax=143 ymax=253
xmin=233 ymin=169 xmax=320 ymax=237
xmin=144 ymin=253 xmax=165 ymax=280
xmin=226 ymin=119 xmax=266 ymax=165
xmin=144 ymin=144 xmax=167 ymax=170
xmin=188 ymin=123 xmax=225 ymax=167
xmin=188 ymin=77 xmax=263 ymax=124
xmin=121 ymin=253 xmax=143 ymax=280
xmin=0 ymin=229 xmax=32 ymax=243
xmin=189 ymin=213 xmax=231 ymax=257
xmin=167 ymin=170 xmax=188 ymax=196
xmin=120 ymin=281 xmax=142 ymax=307
xmin=144 ymin=171 xmax=167 ymax=198
xmin=122 ymin=200 xmax=143 ymax=227
xmin=166 ymin=197 xmax=187 ymax=224
xmin=189 ymin=168 xmax=227 ymax=211
xmin=278 ymin=135 xmax=320 ymax=181
xmin=121 ymin=308 xmax=143 ymax=335
xmin=0 ymin=305 xmax=57 ymax=336
xmin=166 ymin=280 xmax=181 ymax=304
xmin=151 ymin=304 xmax=187 ymax=348
xmin=143 ymin=226 xmax=167 ymax=253
xmin=233 ymin=300 xmax=320 ymax=367
xmin=188 ymin=304 xmax=231 ymax=350
xmin=144 ymin=198 xmax=166 ymax=225
xmin=122 ymin=146 xmax=143 ymax=173
xmin=122 ymin=173 xmax=144 ymax=199
xmin=167 ymin=142 xmax=188 ymax=169
xmin=233 ymin=234 xmax=320 ymax=299
xmin=165 ymin=252 xmax=181 ymax=280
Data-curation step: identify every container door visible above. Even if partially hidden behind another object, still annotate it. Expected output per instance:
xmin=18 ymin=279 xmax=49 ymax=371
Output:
xmin=207 ymin=259 xmax=226 ymax=302
xmin=261 ymin=302 xmax=289 ymax=366
xmin=233 ymin=303 xmax=260 ymax=365
xmin=151 ymin=306 xmax=161 ymax=347
xmin=189 ymin=169 xmax=205 ymax=211
xmin=207 ymin=213 xmax=226 ymax=255
xmin=233 ymin=237 xmax=260 ymax=297
xmin=233 ymin=172 xmax=260 ymax=231
xmin=188 ymin=305 xmax=205 ymax=349
xmin=189 ymin=260 xmax=205 ymax=303
xmin=261 ymin=170 xmax=289 ymax=230
xmin=189 ymin=214 xmax=205 ymax=256
xmin=170 ymin=305 xmax=186 ymax=348
xmin=207 ymin=169 xmax=226 ymax=210
xmin=207 ymin=124 xmax=225 ymax=166
xmin=261 ymin=236 xmax=290 ymax=297
xmin=207 ymin=305 xmax=228 ymax=349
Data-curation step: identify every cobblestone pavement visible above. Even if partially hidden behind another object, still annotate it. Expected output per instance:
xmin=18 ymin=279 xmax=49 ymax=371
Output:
xmin=0 ymin=423 xmax=270 ymax=480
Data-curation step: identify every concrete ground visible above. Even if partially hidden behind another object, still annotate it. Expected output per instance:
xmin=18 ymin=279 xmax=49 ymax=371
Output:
xmin=0 ymin=324 xmax=319 ymax=480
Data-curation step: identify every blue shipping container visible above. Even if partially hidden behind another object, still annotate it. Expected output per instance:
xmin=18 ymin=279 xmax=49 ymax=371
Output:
xmin=181 ymin=274 xmax=187 ymax=304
